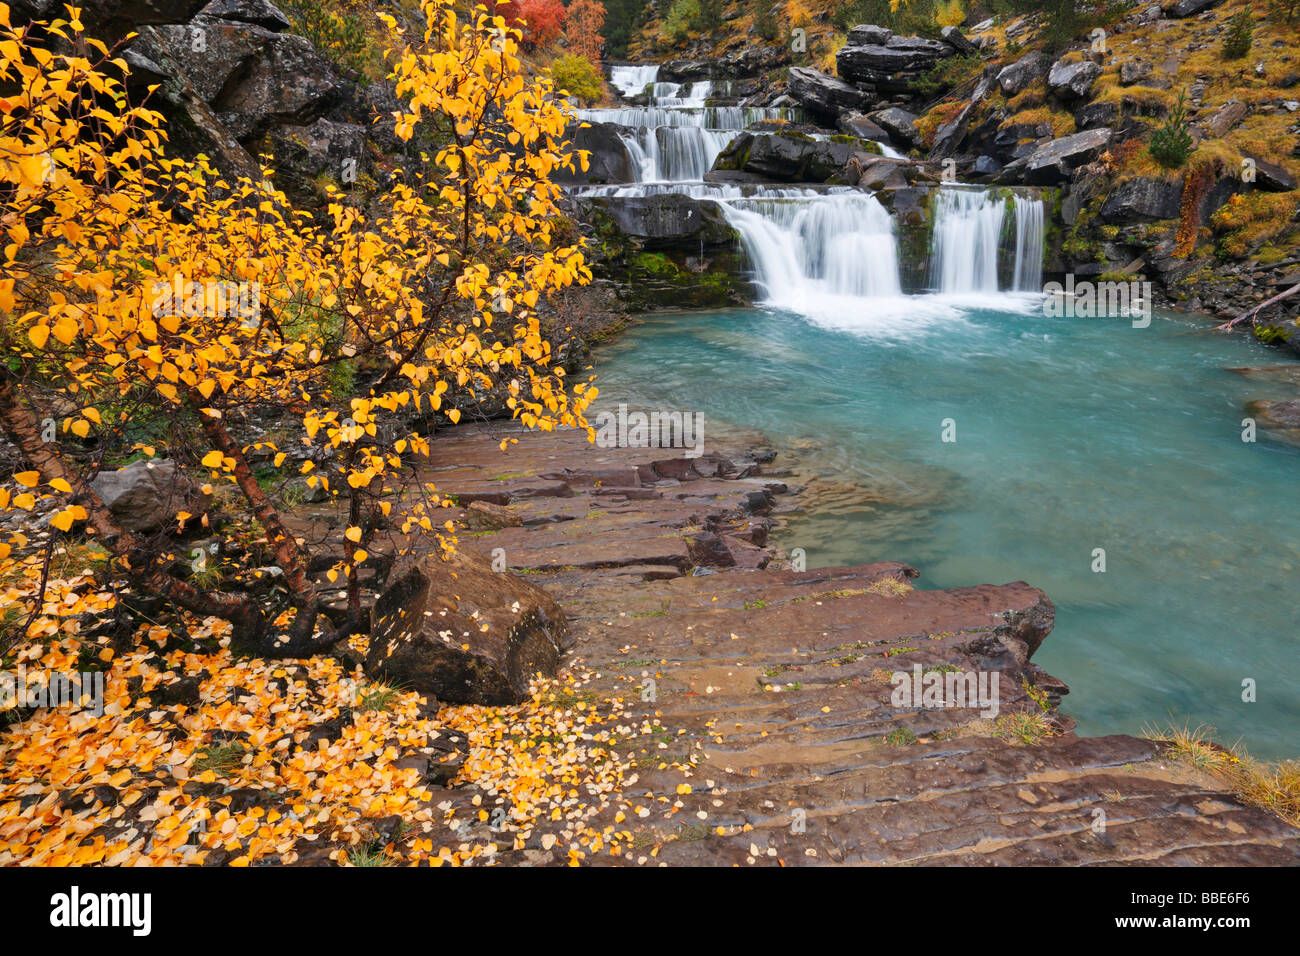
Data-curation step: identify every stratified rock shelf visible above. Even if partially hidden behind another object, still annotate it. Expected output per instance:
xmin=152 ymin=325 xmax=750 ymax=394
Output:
xmin=417 ymin=421 xmax=1300 ymax=865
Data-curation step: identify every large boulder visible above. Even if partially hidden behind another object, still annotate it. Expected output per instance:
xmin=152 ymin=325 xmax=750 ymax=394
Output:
xmin=837 ymin=112 xmax=892 ymax=144
xmin=578 ymin=193 xmax=737 ymax=246
xmin=1164 ymin=0 xmax=1222 ymax=16
xmin=837 ymin=33 xmax=954 ymax=93
xmin=10 ymin=0 xmax=207 ymax=43
xmin=786 ymin=67 xmax=872 ymax=123
xmin=1048 ymin=59 xmax=1102 ymax=101
xmin=713 ymin=131 xmax=882 ymax=183
xmin=1201 ymin=99 xmax=1248 ymax=138
xmin=366 ymin=550 xmax=568 ymax=705
xmin=267 ymin=118 xmax=366 ymax=190
xmin=198 ymin=0 xmax=290 ymax=30
xmin=997 ymin=50 xmax=1051 ymax=96
xmin=999 ymin=128 xmax=1111 ymax=185
xmin=939 ymin=25 xmax=980 ymax=56
xmin=90 ymin=459 xmax=210 ymax=534
xmin=135 ymin=19 xmax=344 ymax=140
xmin=1243 ymin=154 xmax=1298 ymax=192
xmin=868 ymin=107 xmax=920 ymax=147
xmin=554 ymin=122 xmax=636 ymax=184
xmin=1100 ymin=176 xmax=1184 ymax=221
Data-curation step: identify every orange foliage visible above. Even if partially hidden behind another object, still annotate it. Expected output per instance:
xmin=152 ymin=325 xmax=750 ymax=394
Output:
xmin=563 ymin=0 xmax=607 ymax=66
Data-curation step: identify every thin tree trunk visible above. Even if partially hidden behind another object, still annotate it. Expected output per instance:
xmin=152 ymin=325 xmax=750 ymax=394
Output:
xmin=0 ymin=368 xmax=266 ymax=643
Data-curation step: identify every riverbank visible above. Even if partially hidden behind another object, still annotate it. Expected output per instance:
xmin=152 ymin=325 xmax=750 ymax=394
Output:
xmin=396 ymin=417 xmax=1300 ymax=863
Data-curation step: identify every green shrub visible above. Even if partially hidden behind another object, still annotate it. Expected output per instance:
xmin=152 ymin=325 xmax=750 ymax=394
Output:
xmin=551 ymin=53 xmax=603 ymax=104
xmin=696 ymin=0 xmax=723 ymax=31
xmin=751 ymin=0 xmax=779 ymax=40
xmin=664 ymin=0 xmax=700 ymax=42
xmin=1148 ymin=89 xmax=1194 ymax=169
xmin=1222 ymin=9 xmax=1254 ymax=60
xmin=280 ymin=0 xmax=372 ymax=77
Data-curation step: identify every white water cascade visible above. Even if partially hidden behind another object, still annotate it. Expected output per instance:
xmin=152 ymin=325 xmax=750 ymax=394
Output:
xmin=1012 ymin=194 xmax=1045 ymax=292
xmin=580 ymin=65 xmax=794 ymax=183
xmin=581 ymin=66 xmax=1047 ymax=322
xmin=929 ymin=186 xmax=1006 ymax=294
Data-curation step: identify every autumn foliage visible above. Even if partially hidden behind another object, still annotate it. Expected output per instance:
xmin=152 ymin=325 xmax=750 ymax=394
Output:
xmin=562 ymin=0 xmax=607 ymax=66
xmin=0 ymin=0 xmax=596 ymax=655
xmin=514 ymin=0 xmax=567 ymax=48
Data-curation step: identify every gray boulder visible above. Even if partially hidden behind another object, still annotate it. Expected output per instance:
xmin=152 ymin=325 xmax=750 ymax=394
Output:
xmin=90 ymin=460 xmax=210 ymax=534
xmin=554 ymin=122 xmax=636 ymax=184
xmin=868 ymin=106 xmax=920 ymax=146
xmin=1075 ymin=100 xmax=1119 ymax=129
xmin=268 ymin=118 xmax=366 ymax=186
xmin=1048 ymin=59 xmax=1102 ymax=100
xmin=837 ymin=112 xmax=892 ymax=144
xmin=198 ymin=0 xmax=290 ymax=30
xmin=847 ymin=24 xmax=894 ymax=45
xmin=714 ymin=131 xmax=882 ymax=183
xmin=997 ymin=50 xmax=1050 ymax=96
xmin=1100 ymin=176 xmax=1184 ymax=221
xmin=786 ymin=67 xmax=872 ymax=123
xmin=1000 ymin=128 xmax=1111 ymax=185
xmin=1165 ymin=0 xmax=1222 ymax=16
xmin=837 ymin=34 xmax=953 ymax=92
xmin=138 ymin=20 xmax=344 ymax=141
xmin=1244 ymin=155 xmax=1298 ymax=192
xmin=1119 ymin=59 xmax=1153 ymax=86
xmin=577 ymin=194 xmax=737 ymax=246
xmin=940 ymin=25 xmax=980 ymax=56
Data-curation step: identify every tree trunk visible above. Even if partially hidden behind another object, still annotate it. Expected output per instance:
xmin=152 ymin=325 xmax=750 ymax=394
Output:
xmin=0 ymin=367 xmax=267 ymax=642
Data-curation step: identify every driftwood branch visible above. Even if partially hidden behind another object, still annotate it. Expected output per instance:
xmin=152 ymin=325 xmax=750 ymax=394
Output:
xmin=1215 ymin=281 xmax=1300 ymax=331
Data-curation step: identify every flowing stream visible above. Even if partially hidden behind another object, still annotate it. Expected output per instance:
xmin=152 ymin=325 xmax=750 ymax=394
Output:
xmin=572 ymin=65 xmax=1300 ymax=758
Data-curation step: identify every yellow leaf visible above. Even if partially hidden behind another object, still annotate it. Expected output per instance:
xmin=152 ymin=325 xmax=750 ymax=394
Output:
xmin=49 ymin=478 xmax=73 ymax=494
xmin=14 ymin=471 xmax=39 ymax=487
xmin=51 ymin=509 xmax=75 ymax=532
xmin=201 ymin=451 xmax=223 ymax=468
xmin=344 ymin=526 xmax=362 ymax=543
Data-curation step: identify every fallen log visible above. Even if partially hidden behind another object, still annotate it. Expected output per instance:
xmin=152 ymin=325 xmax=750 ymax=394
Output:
xmin=1214 ymin=281 xmax=1300 ymax=331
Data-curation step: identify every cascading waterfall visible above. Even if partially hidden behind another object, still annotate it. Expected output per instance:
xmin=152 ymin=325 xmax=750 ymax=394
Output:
xmin=1012 ymin=194 xmax=1044 ymax=292
xmin=576 ymin=65 xmax=791 ymax=184
xmin=719 ymin=190 xmax=903 ymax=306
xmin=586 ymin=65 xmax=1048 ymax=317
xmin=608 ymin=64 xmax=659 ymax=100
xmin=929 ymin=187 xmax=1006 ymax=294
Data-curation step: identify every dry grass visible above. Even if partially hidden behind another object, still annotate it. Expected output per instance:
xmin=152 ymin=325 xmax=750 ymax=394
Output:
xmin=1143 ymin=721 xmax=1300 ymax=828
xmin=1002 ymin=105 xmax=1075 ymax=137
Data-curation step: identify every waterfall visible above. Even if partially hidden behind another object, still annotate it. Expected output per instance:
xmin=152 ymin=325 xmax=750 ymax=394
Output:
xmin=609 ymin=64 xmax=660 ymax=100
xmin=1012 ymin=194 xmax=1044 ymax=292
xmin=929 ymin=187 xmax=1006 ymax=294
xmin=716 ymin=189 xmax=903 ymax=307
xmin=576 ymin=66 xmax=794 ymax=184
xmin=586 ymin=63 xmax=1048 ymax=319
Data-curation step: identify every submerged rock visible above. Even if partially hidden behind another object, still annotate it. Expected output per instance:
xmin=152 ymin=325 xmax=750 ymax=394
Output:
xmin=1245 ymin=398 xmax=1300 ymax=445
